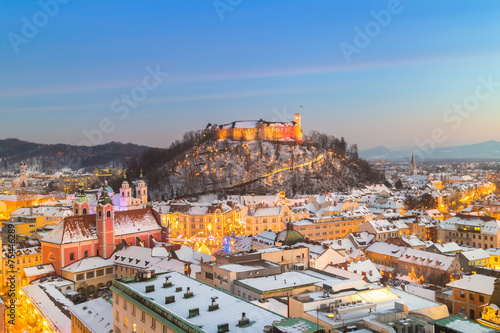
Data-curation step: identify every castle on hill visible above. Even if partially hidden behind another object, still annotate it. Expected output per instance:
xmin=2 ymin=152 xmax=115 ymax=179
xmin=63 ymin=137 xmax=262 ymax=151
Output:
xmin=206 ymin=113 xmax=302 ymax=142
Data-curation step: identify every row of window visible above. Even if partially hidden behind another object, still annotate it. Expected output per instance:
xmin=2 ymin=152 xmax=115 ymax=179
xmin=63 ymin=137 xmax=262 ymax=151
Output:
xmin=449 ymin=231 xmax=494 ymax=241
xmin=115 ymin=295 xmax=168 ymax=333
xmin=76 ymin=267 xmax=114 ymax=281
xmin=4 ymin=255 xmax=40 ymax=266
xmin=169 ymin=216 xmax=224 ymax=223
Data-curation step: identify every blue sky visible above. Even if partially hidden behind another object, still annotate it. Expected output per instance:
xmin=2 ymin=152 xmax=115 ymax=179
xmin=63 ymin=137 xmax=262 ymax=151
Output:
xmin=1 ymin=0 xmax=500 ymax=149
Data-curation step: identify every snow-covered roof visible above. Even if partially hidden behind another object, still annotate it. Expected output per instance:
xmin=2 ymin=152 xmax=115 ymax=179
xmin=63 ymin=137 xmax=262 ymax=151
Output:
xmin=429 ymin=242 xmax=462 ymax=255
xmin=235 ymin=271 xmax=326 ymax=293
xmin=399 ymin=235 xmax=426 ymax=247
xmin=486 ymin=248 xmax=500 ymax=256
xmin=348 ymin=260 xmax=382 ymax=282
xmin=61 ymin=256 xmax=113 ymax=273
xmin=22 ymin=284 xmax=72 ymax=333
xmin=398 ymin=248 xmax=457 ymax=271
xmin=364 ymin=219 xmax=399 ymax=233
xmin=23 ymin=263 xmax=55 ymax=277
xmin=114 ymin=271 xmax=284 ymax=332
xmin=365 ymin=242 xmax=404 ymax=258
xmin=249 ymin=206 xmax=284 ymax=217
xmin=461 ymin=249 xmax=490 ymax=261
xmin=440 ymin=215 xmax=500 ymax=235
xmin=439 ymin=315 xmax=497 ymax=333
xmin=447 ymin=274 xmax=496 ymax=295
xmin=173 ymin=244 xmax=214 ymax=264
xmin=68 ymin=298 xmax=113 ymax=333
xmin=41 ymin=207 xmax=162 ymax=245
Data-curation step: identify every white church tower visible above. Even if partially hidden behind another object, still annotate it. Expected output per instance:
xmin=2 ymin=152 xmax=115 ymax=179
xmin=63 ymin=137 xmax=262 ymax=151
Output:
xmin=19 ymin=161 xmax=27 ymax=187
xmin=119 ymin=174 xmax=132 ymax=207
xmin=136 ymin=171 xmax=148 ymax=204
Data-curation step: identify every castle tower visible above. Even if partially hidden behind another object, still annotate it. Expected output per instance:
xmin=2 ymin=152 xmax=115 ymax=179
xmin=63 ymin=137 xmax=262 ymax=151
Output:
xmin=96 ymin=186 xmax=115 ymax=259
xmin=293 ymin=113 xmax=302 ymax=141
xmin=293 ymin=113 xmax=301 ymax=127
xmin=410 ymin=151 xmax=417 ymax=176
xmin=136 ymin=171 xmax=148 ymax=204
xmin=73 ymin=182 xmax=89 ymax=215
xmin=19 ymin=161 xmax=27 ymax=187
xmin=119 ymin=174 xmax=132 ymax=207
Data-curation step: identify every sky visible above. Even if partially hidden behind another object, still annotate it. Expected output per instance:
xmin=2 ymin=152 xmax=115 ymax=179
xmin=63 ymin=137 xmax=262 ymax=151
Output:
xmin=1 ymin=0 xmax=500 ymax=150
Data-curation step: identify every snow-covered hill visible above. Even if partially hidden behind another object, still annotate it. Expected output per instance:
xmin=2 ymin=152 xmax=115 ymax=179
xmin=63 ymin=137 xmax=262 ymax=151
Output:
xmin=149 ymin=140 xmax=379 ymax=198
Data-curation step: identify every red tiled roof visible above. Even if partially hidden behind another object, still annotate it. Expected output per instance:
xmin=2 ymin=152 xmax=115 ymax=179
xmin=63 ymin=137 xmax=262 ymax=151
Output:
xmin=41 ymin=208 xmax=162 ymax=245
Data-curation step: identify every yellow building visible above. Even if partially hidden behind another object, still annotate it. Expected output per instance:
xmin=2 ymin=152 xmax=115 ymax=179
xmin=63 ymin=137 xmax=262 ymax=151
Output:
xmin=60 ymin=257 xmax=115 ymax=297
xmin=486 ymin=248 xmax=500 ymax=270
xmin=245 ymin=204 xmax=294 ymax=235
xmin=2 ymin=215 xmax=59 ymax=242
xmin=158 ymin=201 xmax=243 ymax=239
xmin=2 ymin=240 xmax=43 ymax=293
xmin=57 ymin=173 xmax=95 ymax=193
xmin=293 ymin=216 xmax=366 ymax=241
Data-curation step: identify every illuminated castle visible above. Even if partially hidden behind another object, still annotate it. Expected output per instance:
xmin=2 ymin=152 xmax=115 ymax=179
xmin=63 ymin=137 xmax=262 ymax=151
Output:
xmin=206 ymin=113 xmax=302 ymax=142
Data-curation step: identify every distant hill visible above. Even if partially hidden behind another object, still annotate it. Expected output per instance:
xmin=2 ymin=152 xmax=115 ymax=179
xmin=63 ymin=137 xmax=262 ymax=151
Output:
xmin=359 ymin=140 xmax=500 ymax=161
xmin=0 ymin=138 xmax=152 ymax=174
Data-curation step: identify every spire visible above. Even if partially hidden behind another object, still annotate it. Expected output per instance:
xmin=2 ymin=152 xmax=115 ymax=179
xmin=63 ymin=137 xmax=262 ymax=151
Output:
xmin=138 ymin=169 xmax=145 ymax=183
xmin=410 ymin=151 xmax=417 ymax=175
xmin=122 ymin=172 xmax=128 ymax=184
xmin=98 ymin=185 xmax=113 ymax=206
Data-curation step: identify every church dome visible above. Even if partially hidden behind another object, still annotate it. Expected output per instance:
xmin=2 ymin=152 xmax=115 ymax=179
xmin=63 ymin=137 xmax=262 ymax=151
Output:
xmin=276 ymin=221 xmax=305 ymax=246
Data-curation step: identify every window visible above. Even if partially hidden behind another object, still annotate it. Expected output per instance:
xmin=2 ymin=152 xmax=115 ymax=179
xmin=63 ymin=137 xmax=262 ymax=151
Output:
xmin=107 ymin=210 xmax=111 ymax=218
xmin=124 ymin=316 xmax=128 ymax=327
xmin=132 ymin=305 xmax=136 ymax=316
xmin=76 ymin=274 xmax=84 ymax=281
xmin=151 ymin=318 xmax=156 ymax=330
xmin=480 ymin=295 xmax=485 ymax=302
xmin=86 ymin=271 xmax=94 ymax=279
xmin=69 ymin=253 xmax=75 ymax=261
xmin=96 ymin=269 xmax=104 ymax=277
xmin=116 ymin=311 xmax=119 ymax=322
xmin=460 ymin=306 xmax=465 ymax=314
xmin=124 ymin=300 xmax=127 ymax=310
xmin=115 ymin=295 xmax=119 ymax=304
xmin=470 ymin=293 xmax=474 ymax=301
xmin=84 ymin=250 xmax=88 ymax=258
xmin=106 ymin=267 xmax=114 ymax=275
xmin=141 ymin=311 xmax=145 ymax=322
xmin=460 ymin=291 xmax=465 ymax=298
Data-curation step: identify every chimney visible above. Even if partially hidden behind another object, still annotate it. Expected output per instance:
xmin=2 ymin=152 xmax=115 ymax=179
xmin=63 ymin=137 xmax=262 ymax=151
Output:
xmin=238 ymin=312 xmax=250 ymax=327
